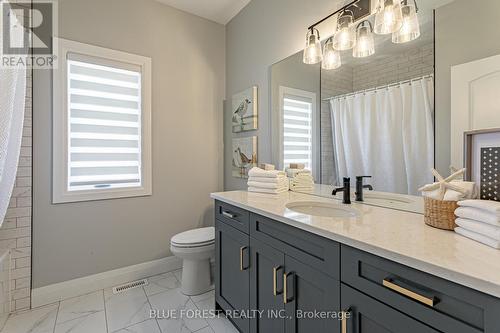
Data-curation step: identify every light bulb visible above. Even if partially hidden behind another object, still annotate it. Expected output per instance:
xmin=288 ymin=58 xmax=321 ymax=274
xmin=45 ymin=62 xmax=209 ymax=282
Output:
xmin=333 ymin=13 xmax=356 ymax=51
xmin=303 ymin=29 xmax=323 ymax=64
xmin=392 ymin=2 xmax=420 ymax=43
xmin=353 ymin=23 xmax=375 ymax=58
xmin=374 ymin=0 xmax=403 ymax=35
xmin=322 ymin=39 xmax=342 ymax=70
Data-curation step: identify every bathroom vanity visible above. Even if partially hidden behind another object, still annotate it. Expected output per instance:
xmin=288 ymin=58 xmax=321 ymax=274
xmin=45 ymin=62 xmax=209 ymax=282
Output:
xmin=212 ymin=191 xmax=500 ymax=333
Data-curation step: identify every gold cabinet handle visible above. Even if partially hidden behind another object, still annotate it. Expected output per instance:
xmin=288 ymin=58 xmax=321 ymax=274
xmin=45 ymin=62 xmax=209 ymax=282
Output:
xmin=283 ymin=272 xmax=294 ymax=304
xmin=383 ymin=278 xmax=435 ymax=307
xmin=239 ymin=246 xmax=247 ymax=271
xmin=273 ymin=266 xmax=282 ymax=296
xmin=341 ymin=308 xmax=351 ymax=333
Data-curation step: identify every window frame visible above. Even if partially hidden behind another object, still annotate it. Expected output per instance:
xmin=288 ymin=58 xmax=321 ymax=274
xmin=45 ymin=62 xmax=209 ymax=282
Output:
xmin=53 ymin=38 xmax=152 ymax=204
xmin=278 ymin=86 xmax=320 ymax=180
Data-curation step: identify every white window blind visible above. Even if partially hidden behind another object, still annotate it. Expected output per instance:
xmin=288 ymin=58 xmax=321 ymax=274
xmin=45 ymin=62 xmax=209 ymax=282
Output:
xmin=283 ymin=95 xmax=313 ymax=170
xmin=67 ymin=58 xmax=143 ymax=191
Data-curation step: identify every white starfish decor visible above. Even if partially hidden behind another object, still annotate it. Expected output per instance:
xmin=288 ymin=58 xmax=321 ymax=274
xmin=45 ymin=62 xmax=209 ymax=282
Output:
xmin=418 ymin=168 xmax=467 ymax=200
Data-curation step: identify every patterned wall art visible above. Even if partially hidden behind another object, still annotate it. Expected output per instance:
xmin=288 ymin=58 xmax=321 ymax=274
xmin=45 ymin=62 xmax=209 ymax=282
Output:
xmin=465 ymin=129 xmax=500 ymax=201
xmin=232 ymin=136 xmax=258 ymax=178
xmin=232 ymin=86 xmax=258 ymax=133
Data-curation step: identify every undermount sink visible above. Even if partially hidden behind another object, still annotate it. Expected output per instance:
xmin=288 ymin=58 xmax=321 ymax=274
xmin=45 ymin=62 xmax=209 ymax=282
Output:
xmin=363 ymin=193 xmax=414 ymax=204
xmin=286 ymin=201 xmax=360 ymax=218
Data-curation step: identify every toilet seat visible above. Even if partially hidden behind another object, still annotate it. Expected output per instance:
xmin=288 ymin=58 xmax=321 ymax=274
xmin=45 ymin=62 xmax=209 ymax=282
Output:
xmin=171 ymin=227 xmax=214 ymax=248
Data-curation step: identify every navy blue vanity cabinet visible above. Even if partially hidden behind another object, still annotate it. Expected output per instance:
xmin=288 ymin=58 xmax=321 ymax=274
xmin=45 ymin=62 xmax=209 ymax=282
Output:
xmin=340 ymin=284 xmax=440 ymax=333
xmin=215 ymin=216 xmax=250 ymax=333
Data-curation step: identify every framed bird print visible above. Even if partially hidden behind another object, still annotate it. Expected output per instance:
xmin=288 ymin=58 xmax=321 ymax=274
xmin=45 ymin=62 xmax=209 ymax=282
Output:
xmin=232 ymin=86 xmax=258 ymax=133
xmin=232 ymin=136 xmax=258 ymax=178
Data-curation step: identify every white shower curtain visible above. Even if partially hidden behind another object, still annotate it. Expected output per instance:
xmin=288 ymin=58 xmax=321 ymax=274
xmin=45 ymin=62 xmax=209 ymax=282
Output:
xmin=330 ymin=77 xmax=434 ymax=195
xmin=0 ymin=9 xmax=27 ymax=226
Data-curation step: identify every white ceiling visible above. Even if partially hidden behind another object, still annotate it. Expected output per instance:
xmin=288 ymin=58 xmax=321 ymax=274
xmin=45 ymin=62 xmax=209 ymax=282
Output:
xmin=154 ymin=0 xmax=251 ymax=25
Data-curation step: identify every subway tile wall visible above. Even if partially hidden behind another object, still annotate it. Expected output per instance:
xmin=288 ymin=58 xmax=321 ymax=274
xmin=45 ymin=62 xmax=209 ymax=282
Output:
xmin=0 ymin=67 xmax=32 ymax=312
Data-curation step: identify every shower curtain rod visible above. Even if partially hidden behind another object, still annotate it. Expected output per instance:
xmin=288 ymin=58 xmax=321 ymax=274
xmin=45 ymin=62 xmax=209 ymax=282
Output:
xmin=322 ymin=74 xmax=434 ymax=101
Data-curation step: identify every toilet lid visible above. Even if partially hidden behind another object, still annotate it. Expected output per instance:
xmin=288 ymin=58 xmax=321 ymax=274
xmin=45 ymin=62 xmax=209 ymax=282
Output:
xmin=171 ymin=227 xmax=215 ymax=247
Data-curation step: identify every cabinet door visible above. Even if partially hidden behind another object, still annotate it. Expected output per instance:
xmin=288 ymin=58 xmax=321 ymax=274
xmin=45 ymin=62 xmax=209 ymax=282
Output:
xmin=284 ymin=256 xmax=340 ymax=333
xmin=341 ymin=284 xmax=440 ymax=333
xmin=250 ymin=237 xmax=285 ymax=333
xmin=216 ymin=220 xmax=250 ymax=333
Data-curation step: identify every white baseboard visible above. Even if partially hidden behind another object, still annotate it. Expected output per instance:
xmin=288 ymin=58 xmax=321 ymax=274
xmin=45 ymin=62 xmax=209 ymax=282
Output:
xmin=31 ymin=256 xmax=182 ymax=308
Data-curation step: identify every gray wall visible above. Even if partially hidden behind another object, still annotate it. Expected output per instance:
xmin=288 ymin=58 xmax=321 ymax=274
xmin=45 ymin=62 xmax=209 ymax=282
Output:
xmin=33 ymin=0 xmax=225 ymax=288
xmin=225 ymin=0 xmax=341 ymax=190
xmin=435 ymin=0 xmax=500 ymax=174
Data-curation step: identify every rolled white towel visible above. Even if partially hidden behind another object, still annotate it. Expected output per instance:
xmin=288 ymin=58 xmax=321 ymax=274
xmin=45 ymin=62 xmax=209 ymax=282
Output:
xmin=455 ymin=207 xmax=500 ymax=226
xmin=248 ymin=187 xmax=288 ymax=194
xmin=248 ymin=167 xmax=286 ymax=178
xmin=455 ymin=227 xmax=500 ymax=249
xmin=458 ymin=200 xmax=500 ymax=216
xmin=443 ymin=181 xmax=478 ymax=201
xmin=248 ymin=176 xmax=287 ymax=184
xmin=455 ymin=218 xmax=500 ymax=241
xmin=248 ymin=180 xmax=288 ymax=189
xmin=421 ymin=184 xmax=443 ymax=200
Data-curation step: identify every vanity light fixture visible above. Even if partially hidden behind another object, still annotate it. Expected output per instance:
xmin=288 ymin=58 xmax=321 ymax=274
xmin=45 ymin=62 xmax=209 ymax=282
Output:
xmin=333 ymin=10 xmax=357 ymax=51
xmin=392 ymin=0 xmax=420 ymax=43
xmin=322 ymin=38 xmax=342 ymax=70
xmin=374 ymin=0 xmax=403 ymax=35
xmin=353 ymin=20 xmax=375 ymax=58
xmin=303 ymin=28 xmax=323 ymax=65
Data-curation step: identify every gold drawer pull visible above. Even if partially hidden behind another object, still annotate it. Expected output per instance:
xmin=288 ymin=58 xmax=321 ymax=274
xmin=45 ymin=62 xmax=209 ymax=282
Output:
xmin=273 ymin=266 xmax=282 ymax=296
xmin=239 ymin=247 xmax=247 ymax=271
xmin=383 ymin=278 xmax=435 ymax=307
xmin=283 ymin=272 xmax=294 ymax=304
xmin=341 ymin=308 xmax=351 ymax=333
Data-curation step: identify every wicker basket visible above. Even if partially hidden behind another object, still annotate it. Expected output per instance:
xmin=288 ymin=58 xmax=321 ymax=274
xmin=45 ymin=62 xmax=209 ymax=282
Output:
xmin=423 ymin=197 xmax=459 ymax=230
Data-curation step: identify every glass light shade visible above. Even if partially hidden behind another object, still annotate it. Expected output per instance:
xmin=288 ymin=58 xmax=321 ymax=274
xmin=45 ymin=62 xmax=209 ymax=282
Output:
xmin=303 ymin=29 xmax=323 ymax=64
xmin=353 ymin=25 xmax=375 ymax=58
xmin=392 ymin=3 xmax=420 ymax=43
xmin=333 ymin=14 xmax=356 ymax=51
xmin=374 ymin=0 xmax=403 ymax=35
xmin=322 ymin=39 xmax=342 ymax=70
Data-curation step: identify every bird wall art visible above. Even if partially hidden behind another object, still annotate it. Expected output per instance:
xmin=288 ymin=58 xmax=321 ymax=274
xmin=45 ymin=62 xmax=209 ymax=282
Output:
xmin=232 ymin=136 xmax=258 ymax=178
xmin=232 ymin=86 xmax=258 ymax=133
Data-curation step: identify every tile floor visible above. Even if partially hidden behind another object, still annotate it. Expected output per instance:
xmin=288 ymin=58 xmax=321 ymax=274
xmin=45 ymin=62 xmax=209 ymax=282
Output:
xmin=1 ymin=270 xmax=238 ymax=333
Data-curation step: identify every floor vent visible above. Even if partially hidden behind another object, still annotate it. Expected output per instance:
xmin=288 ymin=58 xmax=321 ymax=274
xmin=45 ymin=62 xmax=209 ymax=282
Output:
xmin=112 ymin=279 xmax=149 ymax=294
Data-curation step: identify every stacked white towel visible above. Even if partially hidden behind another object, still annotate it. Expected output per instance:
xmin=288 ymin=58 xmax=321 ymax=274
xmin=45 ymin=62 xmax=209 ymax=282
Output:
xmin=286 ymin=168 xmax=314 ymax=192
xmin=247 ymin=167 xmax=288 ymax=194
xmin=454 ymin=200 xmax=500 ymax=249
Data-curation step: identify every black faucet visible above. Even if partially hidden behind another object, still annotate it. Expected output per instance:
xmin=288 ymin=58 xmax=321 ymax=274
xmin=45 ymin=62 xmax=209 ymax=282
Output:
xmin=332 ymin=177 xmax=351 ymax=204
xmin=355 ymin=176 xmax=373 ymax=202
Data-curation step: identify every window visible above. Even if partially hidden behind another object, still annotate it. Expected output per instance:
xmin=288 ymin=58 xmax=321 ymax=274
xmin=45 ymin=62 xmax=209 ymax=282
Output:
xmin=279 ymin=87 xmax=318 ymax=177
xmin=53 ymin=38 xmax=152 ymax=203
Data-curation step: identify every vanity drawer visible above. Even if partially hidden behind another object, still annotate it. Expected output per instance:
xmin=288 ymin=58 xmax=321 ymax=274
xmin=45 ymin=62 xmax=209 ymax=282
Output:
xmin=215 ymin=200 xmax=249 ymax=233
xmin=250 ymin=213 xmax=340 ymax=279
xmin=341 ymin=245 xmax=500 ymax=333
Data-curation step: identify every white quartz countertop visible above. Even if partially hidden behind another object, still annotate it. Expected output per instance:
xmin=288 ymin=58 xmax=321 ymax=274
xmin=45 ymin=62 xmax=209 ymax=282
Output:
xmin=211 ymin=190 xmax=500 ymax=299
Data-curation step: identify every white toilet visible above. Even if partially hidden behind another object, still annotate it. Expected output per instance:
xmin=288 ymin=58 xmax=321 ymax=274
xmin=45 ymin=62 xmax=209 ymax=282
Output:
xmin=170 ymin=227 xmax=215 ymax=296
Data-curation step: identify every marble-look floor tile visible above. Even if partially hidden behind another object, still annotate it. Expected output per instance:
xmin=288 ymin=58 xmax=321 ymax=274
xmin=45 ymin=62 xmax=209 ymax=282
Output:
xmin=54 ymin=310 xmax=106 ymax=333
xmin=194 ymin=326 xmax=214 ymax=333
xmin=173 ymin=269 xmax=182 ymax=282
xmin=56 ymin=290 xmax=104 ymax=323
xmin=194 ymin=297 xmax=238 ymax=333
xmin=105 ymin=287 xmax=152 ymax=332
xmin=114 ymin=319 xmax=161 ymax=333
xmin=148 ymin=288 xmax=209 ymax=333
xmin=189 ymin=289 xmax=214 ymax=304
xmin=143 ymin=272 xmax=181 ymax=297
xmin=2 ymin=303 xmax=59 ymax=333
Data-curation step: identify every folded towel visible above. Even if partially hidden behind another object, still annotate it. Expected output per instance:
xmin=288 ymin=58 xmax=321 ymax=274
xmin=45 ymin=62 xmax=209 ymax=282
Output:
xmin=443 ymin=181 xmax=478 ymax=201
xmin=455 ymin=207 xmax=500 ymax=226
xmin=248 ymin=187 xmax=288 ymax=194
xmin=455 ymin=227 xmax=500 ymax=249
xmin=247 ymin=181 xmax=288 ymax=189
xmin=285 ymin=168 xmax=311 ymax=178
xmin=455 ymin=218 xmax=500 ymax=241
xmin=422 ymin=185 xmax=443 ymax=200
xmin=248 ymin=176 xmax=287 ymax=184
xmin=458 ymin=200 xmax=500 ymax=216
xmin=289 ymin=163 xmax=305 ymax=169
xmin=248 ymin=167 xmax=286 ymax=178
xmin=259 ymin=163 xmax=275 ymax=171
